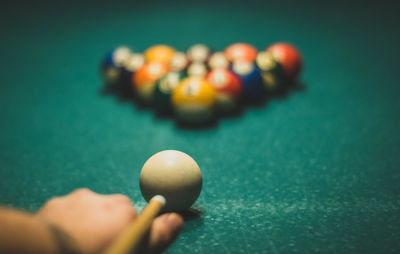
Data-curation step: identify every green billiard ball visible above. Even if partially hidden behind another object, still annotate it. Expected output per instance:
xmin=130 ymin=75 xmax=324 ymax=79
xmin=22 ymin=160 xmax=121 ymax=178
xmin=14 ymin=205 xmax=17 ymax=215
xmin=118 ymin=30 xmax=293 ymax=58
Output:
xmin=154 ymin=72 xmax=186 ymax=112
xmin=256 ymin=51 xmax=287 ymax=91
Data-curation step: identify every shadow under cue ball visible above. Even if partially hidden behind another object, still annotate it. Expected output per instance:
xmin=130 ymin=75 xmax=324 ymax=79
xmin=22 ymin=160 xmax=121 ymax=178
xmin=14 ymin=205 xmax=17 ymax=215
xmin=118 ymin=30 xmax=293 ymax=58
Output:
xmin=139 ymin=150 xmax=203 ymax=212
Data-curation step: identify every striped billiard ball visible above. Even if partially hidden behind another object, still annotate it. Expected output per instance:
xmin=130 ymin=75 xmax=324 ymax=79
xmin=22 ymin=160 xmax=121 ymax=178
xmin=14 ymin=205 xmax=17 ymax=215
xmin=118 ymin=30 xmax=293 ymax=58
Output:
xmin=169 ymin=52 xmax=190 ymax=72
xmin=207 ymin=52 xmax=230 ymax=69
xmin=231 ymin=60 xmax=264 ymax=101
xmin=266 ymin=42 xmax=302 ymax=82
xmin=224 ymin=43 xmax=257 ymax=62
xmin=206 ymin=68 xmax=241 ymax=112
xmin=187 ymin=44 xmax=211 ymax=63
xmin=256 ymin=51 xmax=286 ymax=91
xmin=100 ymin=46 xmax=132 ymax=85
xmin=154 ymin=72 xmax=186 ymax=113
xmin=119 ymin=53 xmax=145 ymax=91
xmin=187 ymin=62 xmax=208 ymax=78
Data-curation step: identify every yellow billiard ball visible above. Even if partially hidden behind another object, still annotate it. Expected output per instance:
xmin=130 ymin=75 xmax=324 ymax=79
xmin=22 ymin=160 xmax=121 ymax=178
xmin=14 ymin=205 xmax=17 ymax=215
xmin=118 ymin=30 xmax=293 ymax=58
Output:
xmin=144 ymin=45 xmax=175 ymax=64
xmin=172 ymin=77 xmax=216 ymax=123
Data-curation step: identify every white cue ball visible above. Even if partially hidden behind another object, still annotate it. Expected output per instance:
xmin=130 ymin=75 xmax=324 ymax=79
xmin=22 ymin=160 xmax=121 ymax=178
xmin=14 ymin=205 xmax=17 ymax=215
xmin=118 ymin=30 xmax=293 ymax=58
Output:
xmin=139 ymin=150 xmax=202 ymax=212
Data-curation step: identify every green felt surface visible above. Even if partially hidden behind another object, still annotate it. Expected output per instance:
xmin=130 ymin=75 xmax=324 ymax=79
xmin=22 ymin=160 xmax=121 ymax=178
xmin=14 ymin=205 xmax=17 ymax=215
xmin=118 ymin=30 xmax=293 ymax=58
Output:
xmin=1 ymin=0 xmax=400 ymax=253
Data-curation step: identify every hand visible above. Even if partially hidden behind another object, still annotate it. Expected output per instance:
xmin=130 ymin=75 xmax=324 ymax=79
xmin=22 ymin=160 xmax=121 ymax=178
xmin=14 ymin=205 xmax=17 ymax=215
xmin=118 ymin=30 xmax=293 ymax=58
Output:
xmin=36 ymin=188 xmax=183 ymax=254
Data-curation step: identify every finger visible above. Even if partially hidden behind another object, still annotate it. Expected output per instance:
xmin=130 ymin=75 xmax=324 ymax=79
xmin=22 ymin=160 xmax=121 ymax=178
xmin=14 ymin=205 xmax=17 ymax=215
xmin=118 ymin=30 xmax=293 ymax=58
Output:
xmin=144 ymin=213 xmax=184 ymax=254
xmin=103 ymin=194 xmax=138 ymax=218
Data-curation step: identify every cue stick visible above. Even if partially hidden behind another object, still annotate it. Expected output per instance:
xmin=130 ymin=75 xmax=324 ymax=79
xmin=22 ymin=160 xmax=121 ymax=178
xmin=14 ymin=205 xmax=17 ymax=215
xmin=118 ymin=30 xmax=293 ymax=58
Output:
xmin=103 ymin=195 xmax=166 ymax=254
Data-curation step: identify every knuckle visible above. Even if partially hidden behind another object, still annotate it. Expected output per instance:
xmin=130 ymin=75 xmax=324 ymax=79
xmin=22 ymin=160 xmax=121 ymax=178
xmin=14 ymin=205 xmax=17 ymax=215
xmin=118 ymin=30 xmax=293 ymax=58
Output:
xmin=73 ymin=188 xmax=92 ymax=196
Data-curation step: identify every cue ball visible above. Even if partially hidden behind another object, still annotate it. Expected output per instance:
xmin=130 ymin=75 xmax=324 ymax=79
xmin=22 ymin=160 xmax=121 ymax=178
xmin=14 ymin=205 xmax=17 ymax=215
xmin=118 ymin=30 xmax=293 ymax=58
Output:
xmin=139 ymin=150 xmax=202 ymax=212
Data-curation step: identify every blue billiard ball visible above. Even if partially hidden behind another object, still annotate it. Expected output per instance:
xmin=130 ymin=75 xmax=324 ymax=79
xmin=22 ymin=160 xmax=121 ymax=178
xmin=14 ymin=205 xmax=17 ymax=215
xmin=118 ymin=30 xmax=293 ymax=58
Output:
xmin=231 ymin=60 xmax=264 ymax=101
xmin=100 ymin=46 xmax=132 ymax=85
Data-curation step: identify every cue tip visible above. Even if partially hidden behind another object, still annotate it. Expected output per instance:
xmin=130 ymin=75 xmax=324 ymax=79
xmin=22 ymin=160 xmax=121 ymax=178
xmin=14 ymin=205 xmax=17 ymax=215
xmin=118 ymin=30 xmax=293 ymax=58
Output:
xmin=151 ymin=195 xmax=166 ymax=206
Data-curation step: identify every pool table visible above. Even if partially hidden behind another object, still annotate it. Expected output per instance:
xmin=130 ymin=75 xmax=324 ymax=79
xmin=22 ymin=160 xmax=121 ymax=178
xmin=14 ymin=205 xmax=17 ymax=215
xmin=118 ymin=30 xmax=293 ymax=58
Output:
xmin=1 ymin=0 xmax=400 ymax=253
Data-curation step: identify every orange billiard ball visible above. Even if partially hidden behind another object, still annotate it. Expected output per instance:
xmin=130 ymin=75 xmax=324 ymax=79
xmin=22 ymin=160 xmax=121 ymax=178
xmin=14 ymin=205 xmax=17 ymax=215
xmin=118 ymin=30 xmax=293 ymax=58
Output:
xmin=133 ymin=62 xmax=169 ymax=103
xmin=144 ymin=45 xmax=175 ymax=64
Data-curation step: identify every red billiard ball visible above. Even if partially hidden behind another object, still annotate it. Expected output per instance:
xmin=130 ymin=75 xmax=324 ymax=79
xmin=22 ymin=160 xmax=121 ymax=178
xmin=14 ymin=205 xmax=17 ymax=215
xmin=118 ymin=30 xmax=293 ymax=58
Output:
xmin=205 ymin=68 xmax=241 ymax=112
xmin=224 ymin=43 xmax=258 ymax=62
xmin=266 ymin=42 xmax=302 ymax=81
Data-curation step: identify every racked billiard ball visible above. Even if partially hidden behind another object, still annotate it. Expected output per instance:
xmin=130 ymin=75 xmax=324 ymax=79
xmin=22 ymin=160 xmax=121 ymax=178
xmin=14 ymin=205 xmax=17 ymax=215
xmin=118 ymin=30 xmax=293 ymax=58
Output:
xmin=169 ymin=52 xmax=189 ymax=72
xmin=187 ymin=44 xmax=211 ymax=63
xmin=224 ymin=43 xmax=257 ymax=62
xmin=256 ymin=51 xmax=286 ymax=91
xmin=231 ymin=60 xmax=264 ymax=101
xmin=207 ymin=52 xmax=230 ymax=69
xmin=266 ymin=42 xmax=302 ymax=81
xmin=144 ymin=44 xmax=175 ymax=64
xmin=154 ymin=72 xmax=186 ymax=113
xmin=187 ymin=62 xmax=208 ymax=78
xmin=205 ymin=68 xmax=242 ymax=112
xmin=139 ymin=150 xmax=202 ymax=212
xmin=100 ymin=46 xmax=132 ymax=85
xmin=172 ymin=77 xmax=216 ymax=123
xmin=119 ymin=53 xmax=145 ymax=91
xmin=133 ymin=62 xmax=169 ymax=103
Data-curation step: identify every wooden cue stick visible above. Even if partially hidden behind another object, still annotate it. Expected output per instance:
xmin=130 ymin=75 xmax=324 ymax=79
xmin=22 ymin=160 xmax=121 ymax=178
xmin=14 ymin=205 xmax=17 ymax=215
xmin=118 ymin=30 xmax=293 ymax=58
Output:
xmin=103 ymin=195 xmax=166 ymax=254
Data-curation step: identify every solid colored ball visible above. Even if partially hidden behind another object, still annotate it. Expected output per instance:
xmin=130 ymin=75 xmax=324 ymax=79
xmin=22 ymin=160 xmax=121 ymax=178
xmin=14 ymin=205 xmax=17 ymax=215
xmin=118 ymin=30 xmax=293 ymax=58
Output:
xmin=154 ymin=72 xmax=186 ymax=112
xmin=139 ymin=150 xmax=202 ymax=212
xmin=144 ymin=45 xmax=175 ymax=64
xmin=207 ymin=52 xmax=230 ymax=69
xmin=224 ymin=43 xmax=257 ymax=62
xmin=266 ymin=42 xmax=302 ymax=81
xmin=133 ymin=62 xmax=169 ymax=103
xmin=231 ymin=60 xmax=264 ymax=101
xmin=172 ymin=77 xmax=216 ymax=123
xmin=255 ymin=51 xmax=286 ymax=91
xmin=100 ymin=46 xmax=132 ymax=85
xmin=206 ymin=68 xmax=242 ymax=112
xmin=187 ymin=44 xmax=211 ymax=63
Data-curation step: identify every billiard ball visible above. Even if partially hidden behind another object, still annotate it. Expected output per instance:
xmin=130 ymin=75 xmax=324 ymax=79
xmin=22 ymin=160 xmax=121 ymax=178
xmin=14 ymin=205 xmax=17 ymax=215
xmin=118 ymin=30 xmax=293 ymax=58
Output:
xmin=266 ymin=42 xmax=302 ymax=81
xmin=119 ymin=53 xmax=145 ymax=90
xmin=139 ymin=150 xmax=202 ymax=212
xmin=172 ymin=77 xmax=216 ymax=123
xmin=154 ymin=72 xmax=186 ymax=112
xmin=187 ymin=62 xmax=208 ymax=78
xmin=100 ymin=46 xmax=132 ymax=85
xmin=133 ymin=62 xmax=169 ymax=103
xmin=224 ymin=43 xmax=257 ymax=62
xmin=205 ymin=68 xmax=242 ymax=112
xmin=207 ymin=52 xmax=229 ymax=69
xmin=255 ymin=51 xmax=286 ymax=91
xmin=169 ymin=52 xmax=189 ymax=72
xmin=231 ymin=60 xmax=264 ymax=101
xmin=187 ymin=44 xmax=211 ymax=63
xmin=144 ymin=45 xmax=175 ymax=64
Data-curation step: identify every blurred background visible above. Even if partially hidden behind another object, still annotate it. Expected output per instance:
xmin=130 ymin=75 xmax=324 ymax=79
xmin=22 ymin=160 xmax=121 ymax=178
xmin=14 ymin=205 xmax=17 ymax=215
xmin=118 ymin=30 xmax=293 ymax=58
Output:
xmin=1 ymin=0 xmax=400 ymax=253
